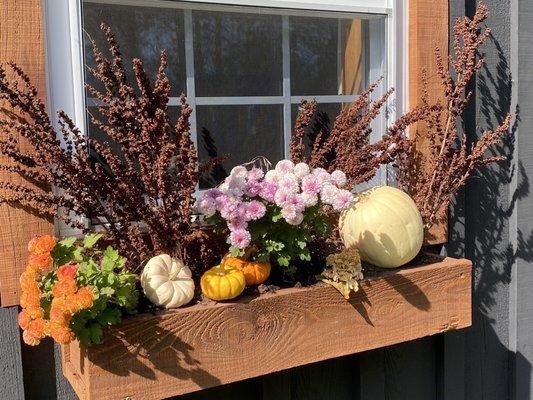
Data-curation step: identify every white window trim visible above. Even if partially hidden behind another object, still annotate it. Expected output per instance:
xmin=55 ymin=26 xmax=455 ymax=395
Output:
xmin=42 ymin=0 xmax=407 ymax=236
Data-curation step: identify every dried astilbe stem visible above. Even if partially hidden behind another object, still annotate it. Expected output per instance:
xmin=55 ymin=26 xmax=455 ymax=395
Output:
xmin=0 ymin=24 xmax=221 ymax=271
xmin=397 ymin=3 xmax=512 ymax=229
xmin=290 ymin=78 xmax=430 ymax=188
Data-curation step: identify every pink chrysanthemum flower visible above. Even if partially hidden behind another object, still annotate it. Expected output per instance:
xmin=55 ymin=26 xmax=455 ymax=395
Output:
xmin=301 ymin=174 xmax=321 ymax=195
xmin=247 ymin=167 xmax=264 ymax=181
xmin=199 ymin=197 xmax=216 ymax=216
xmin=230 ymin=165 xmax=248 ymax=180
xmin=260 ymin=181 xmax=278 ymax=202
xmin=245 ymin=200 xmax=266 ymax=220
xmin=230 ymin=229 xmax=251 ymax=249
xmin=332 ymin=189 xmax=353 ymax=211
xmin=228 ymin=216 xmax=248 ymax=231
xmin=277 ymin=174 xmax=299 ymax=194
xmin=274 ymin=188 xmax=293 ymax=207
xmin=203 ymin=188 xmax=222 ymax=200
xmin=264 ymin=169 xmax=282 ymax=184
xmin=245 ymin=180 xmax=262 ymax=197
xmin=300 ymin=192 xmax=318 ymax=207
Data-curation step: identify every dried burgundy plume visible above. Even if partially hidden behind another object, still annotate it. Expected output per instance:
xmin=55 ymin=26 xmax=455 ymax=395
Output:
xmin=0 ymin=24 xmax=220 ymax=271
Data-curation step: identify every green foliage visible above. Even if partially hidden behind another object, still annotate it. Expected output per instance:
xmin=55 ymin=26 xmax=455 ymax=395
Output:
xmin=45 ymin=233 xmax=138 ymax=346
xmin=208 ymin=203 xmax=331 ymax=273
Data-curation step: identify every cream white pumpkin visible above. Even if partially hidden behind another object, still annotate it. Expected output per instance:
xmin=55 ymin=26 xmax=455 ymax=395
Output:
xmin=339 ymin=186 xmax=423 ymax=269
xmin=140 ymin=254 xmax=195 ymax=308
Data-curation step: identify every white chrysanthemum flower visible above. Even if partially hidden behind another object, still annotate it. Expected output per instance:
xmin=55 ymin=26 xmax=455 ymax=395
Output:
xmin=320 ymin=183 xmax=338 ymax=205
xmin=331 ymin=170 xmax=347 ymax=187
xmin=230 ymin=165 xmax=248 ymax=180
xmin=275 ymin=159 xmax=295 ymax=173
xmin=293 ymin=162 xmax=310 ymax=179
xmin=265 ymin=169 xmax=281 ymax=184
xmin=300 ymin=191 xmax=318 ymax=207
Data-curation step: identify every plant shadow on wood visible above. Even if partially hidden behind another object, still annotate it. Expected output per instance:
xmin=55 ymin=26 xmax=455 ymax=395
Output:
xmin=353 ymin=231 xmax=431 ymax=313
xmin=446 ymin=31 xmax=532 ymax=398
xmin=89 ymin=319 xmax=222 ymax=389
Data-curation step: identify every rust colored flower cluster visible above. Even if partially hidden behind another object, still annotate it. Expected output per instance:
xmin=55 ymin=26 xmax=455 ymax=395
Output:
xmin=18 ymin=235 xmax=94 ymax=346
xmin=397 ymin=3 xmax=511 ymax=229
xmin=0 ymin=24 xmax=217 ymax=271
xmin=48 ymin=264 xmax=94 ymax=344
xmin=19 ymin=235 xmax=56 ymax=346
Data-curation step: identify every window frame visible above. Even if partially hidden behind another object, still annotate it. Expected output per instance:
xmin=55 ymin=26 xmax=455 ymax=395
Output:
xmin=42 ymin=0 xmax=407 ymax=235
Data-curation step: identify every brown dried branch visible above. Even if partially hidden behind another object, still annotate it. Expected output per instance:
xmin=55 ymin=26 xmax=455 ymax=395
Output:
xmin=290 ymin=79 xmax=429 ymax=188
xmin=397 ymin=3 xmax=511 ymax=229
xmin=0 ymin=24 xmax=219 ymax=271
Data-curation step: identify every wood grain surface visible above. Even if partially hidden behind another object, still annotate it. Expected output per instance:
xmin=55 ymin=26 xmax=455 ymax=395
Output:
xmin=409 ymin=0 xmax=450 ymax=244
xmin=62 ymin=257 xmax=472 ymax=400
xmin=0 ymin=0 xmax=54 ymax=306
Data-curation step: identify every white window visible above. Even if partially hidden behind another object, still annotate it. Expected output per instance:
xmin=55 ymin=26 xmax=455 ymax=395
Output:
xmin=43 ymin=0 xmax=406 ymax=231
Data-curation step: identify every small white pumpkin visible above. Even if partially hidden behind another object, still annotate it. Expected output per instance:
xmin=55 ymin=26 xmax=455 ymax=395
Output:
xmin=140 ymin=254 xmax=195 ymax=308
xmin=339 ymin=186 xmax=424 ymax=269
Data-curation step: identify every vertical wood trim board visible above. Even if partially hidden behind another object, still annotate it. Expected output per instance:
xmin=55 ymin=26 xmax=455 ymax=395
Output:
xmin=409 ymin=0 xmax=450 ymax=244
xmin=0 ymin=0 xmax=54 ymax=306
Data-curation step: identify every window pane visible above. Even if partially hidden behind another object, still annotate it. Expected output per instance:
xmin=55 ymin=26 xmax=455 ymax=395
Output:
xmin=193 ymin=11 xmax=283 ymax=97
xmin=82 ymin=3 xmax=186 ymax=94
xmin=197 ymin=105 xmax=284 ymax=189
xmin=290 ymin=16 xmax=383 ymax=96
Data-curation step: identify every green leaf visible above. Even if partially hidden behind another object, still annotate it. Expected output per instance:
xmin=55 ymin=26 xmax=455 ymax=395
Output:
xmin=103 ymin=245 xmax=120 ymax=261
xmin=272 ymin=212 xmax=283 ymax=222
xmin=58 ymin=237 xmax=77 ymax=247
xmin=72 ymin=247 xmax=84 ymax=261
xmin=99 ymin=287 xmax=115 ymax=297
xmin=83 ymin=233 xmax=103 ymax=249
xmin=277 ymin=255 xmax=290 ymax=267
xmin=89 ymin=323 xmax=103 ymax=344
xmin=230 ymin=247 xmax=245 ymax=257
xmin=97 ymin=308 xmax=121 ymax=326
xmin=297 ymin=240 xmax=307 ymax=249
xmin=299 ymin=249 xmax=312 ymax=262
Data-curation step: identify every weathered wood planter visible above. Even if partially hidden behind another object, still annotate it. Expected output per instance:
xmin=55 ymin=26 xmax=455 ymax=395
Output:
xmin=61 ymin=256 xmax=472 ymax=400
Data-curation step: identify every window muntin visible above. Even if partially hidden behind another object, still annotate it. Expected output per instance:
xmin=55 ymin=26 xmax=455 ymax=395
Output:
xmin=81 ymin=1 xmax=388 ymax=189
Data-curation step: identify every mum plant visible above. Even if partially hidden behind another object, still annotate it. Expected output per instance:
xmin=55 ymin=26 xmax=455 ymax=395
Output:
xmin=199 ymin=159 xmax=353 ymax=272
xmin=19 ymin=234 xmax=138 ymax=346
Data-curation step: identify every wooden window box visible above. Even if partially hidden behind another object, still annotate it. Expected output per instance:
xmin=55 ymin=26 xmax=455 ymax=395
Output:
xmin=61 ymin=256 xmax=472 ymax=400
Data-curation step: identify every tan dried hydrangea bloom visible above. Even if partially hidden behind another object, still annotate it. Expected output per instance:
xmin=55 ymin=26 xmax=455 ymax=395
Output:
xmin=320 ymin=246 xmax=363 ymax=299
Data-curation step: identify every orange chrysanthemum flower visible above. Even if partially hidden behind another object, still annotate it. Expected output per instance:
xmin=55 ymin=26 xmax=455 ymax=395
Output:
xmin=52 ymin=279 xmax=77 ymax=298
xmin=27 ymin=253 xmax=53 ymax=274
xmin=22 ymin=330 xmax=40 ymax=346
xmin=27 ymin=318 xmax=47 ymax=339
xmin=49 ymin=307 xmax=70 ymax=326
xmin=18 ymin=310 xmax=32 ymax=330
xmin=25 ymin=305 xmax=44 ymax=320
xmin=75 ymin=286 xmax=95 ymax=310
xmin=51 ymin=296 xmax=67 ymax=312
xmin=56 ymin=264 xmax=78 ymax=281
xmin=49 ymin=323 xmax=74 ymax=345
xmin=19 ymin=270 xmax=38 ymax=291
xmin=20 ymin=291 xmax=41 ymax=310
xmin=28 ymin=235 xmax=56 ymax=255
